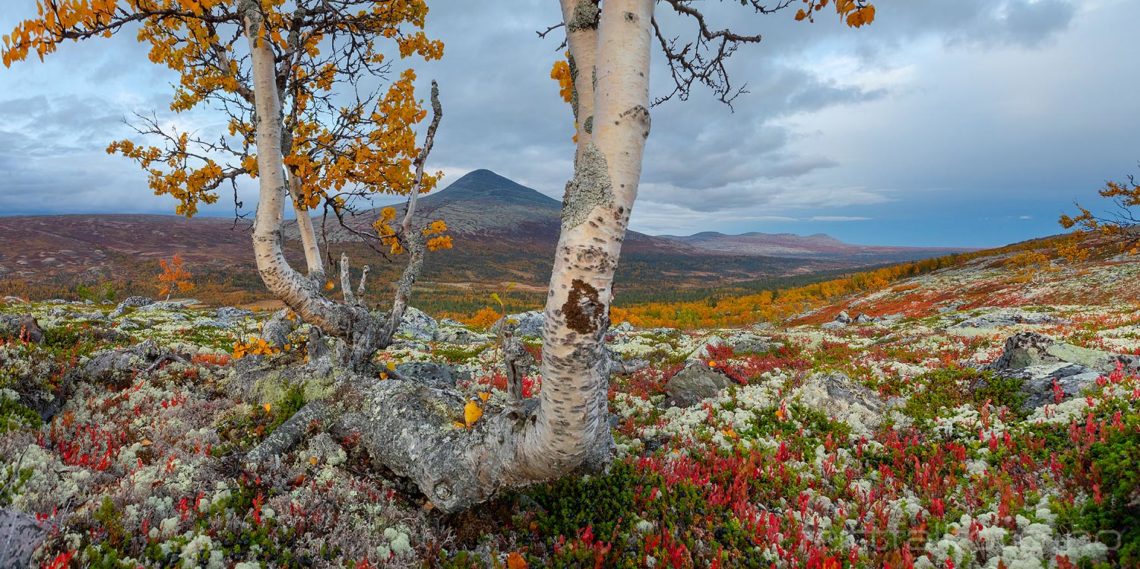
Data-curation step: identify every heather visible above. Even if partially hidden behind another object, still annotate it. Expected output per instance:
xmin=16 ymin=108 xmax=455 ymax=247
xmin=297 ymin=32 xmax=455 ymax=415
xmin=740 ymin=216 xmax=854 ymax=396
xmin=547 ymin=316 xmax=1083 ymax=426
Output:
xmin=2 ymin=245 xmax=1138 ymax=568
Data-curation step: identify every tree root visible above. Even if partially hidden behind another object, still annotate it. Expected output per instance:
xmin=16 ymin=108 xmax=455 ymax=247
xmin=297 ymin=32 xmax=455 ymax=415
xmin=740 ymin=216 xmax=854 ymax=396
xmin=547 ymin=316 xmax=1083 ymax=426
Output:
xmin=244 ymin=400 xmax=336 ymax=466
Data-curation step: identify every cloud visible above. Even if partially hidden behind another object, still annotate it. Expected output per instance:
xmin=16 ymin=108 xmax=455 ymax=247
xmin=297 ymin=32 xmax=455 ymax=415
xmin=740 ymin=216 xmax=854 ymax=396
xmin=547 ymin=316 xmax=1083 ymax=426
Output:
xmin=809 ymin=216 xmax=871 ymax=222
xmin=0 ymin=0 xmax=1127 ymax=249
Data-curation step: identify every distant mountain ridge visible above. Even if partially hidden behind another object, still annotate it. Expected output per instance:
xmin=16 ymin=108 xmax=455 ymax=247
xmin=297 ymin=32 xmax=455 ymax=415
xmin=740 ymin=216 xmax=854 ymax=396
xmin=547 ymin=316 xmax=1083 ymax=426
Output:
xmin=660 ymin=230 xmax=966 ymax=262
xmin=0 ymin=169 xmax=969 ymax=302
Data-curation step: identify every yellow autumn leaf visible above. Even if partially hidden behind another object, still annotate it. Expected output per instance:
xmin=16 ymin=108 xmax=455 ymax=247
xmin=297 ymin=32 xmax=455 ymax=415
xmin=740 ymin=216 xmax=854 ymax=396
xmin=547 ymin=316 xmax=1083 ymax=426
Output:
xmin=464 ymin=400 xmax=483 ymax=427
xmin=386 ymin=361 xmax=396 ymax=371
xmin=263 ymin=403 xmax=272 ymax=414
xmin=477 ymin=391 xmax=491 ymax=402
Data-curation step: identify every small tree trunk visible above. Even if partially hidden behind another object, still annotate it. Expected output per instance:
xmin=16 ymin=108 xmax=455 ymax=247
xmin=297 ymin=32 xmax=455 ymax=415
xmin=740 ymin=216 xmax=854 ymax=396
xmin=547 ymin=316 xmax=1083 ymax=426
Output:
xmin=243 ymin=6 xmax=359 ymax=344
xmin=290 ymin=175 xmax=325 ymax=281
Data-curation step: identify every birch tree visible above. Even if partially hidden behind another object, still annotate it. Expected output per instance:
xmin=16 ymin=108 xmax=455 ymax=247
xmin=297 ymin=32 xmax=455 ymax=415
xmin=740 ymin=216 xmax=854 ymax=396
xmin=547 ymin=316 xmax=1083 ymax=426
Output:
xmin=3 ymin=0 xmax=874 ymax=512
xmin=4 ymin=0 xmax=449 ymax=369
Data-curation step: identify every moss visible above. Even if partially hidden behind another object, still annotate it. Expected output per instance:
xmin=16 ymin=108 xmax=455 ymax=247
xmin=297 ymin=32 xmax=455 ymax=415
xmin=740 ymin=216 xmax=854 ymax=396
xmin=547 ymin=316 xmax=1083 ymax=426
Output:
xmin=527 ymin=460 xmax=640 ymax=540
xmin=432 ymin=344 xmax=489 ymax=363
xmin=0 ymin=397 xmax=41 ymax=433
xmin=94 ymin=496 xmax=127 ymax=546
xmin=904 ymin=366 xmax=1025 ymax=422
xmin=0 ymin=463 xmax=33 ymax=506
xmin=1056 ymin=426 xmax=1140 ymax=566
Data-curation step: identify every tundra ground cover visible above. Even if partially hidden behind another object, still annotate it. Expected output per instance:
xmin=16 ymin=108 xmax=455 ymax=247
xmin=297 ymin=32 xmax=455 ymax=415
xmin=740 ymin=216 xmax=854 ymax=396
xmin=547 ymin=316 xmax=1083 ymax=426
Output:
xmin=1 ymin=250 xmax=1137 ymax=568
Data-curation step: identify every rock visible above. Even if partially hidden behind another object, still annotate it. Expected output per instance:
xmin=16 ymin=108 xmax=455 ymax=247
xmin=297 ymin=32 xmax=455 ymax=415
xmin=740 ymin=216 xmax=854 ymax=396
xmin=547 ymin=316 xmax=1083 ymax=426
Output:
xmin=986 ymin=332 xmax=1131 ymax=410
xmin=434 ymin=325 xmax=491 ymax=345
xmin=439 ymin=318 xmax=466 ymax=327
xmin=491 ymin=311 xmax=544 ymax=339
xmin=397 ymin=307 xmax=438 ymax=342
xmin=1017 ymin=364 xmax=1103 ymax=409
xmin=1 ymin=296 xmax=25 ymax=305
xmin=16 ymin=316 xmax=43 ymax=342
xmin=215 ymin=306 xmax=254 ymax=321
xmin=793 ymin=372 xmax=885 ymax=436
xmin=853 ymin=313 xmax=875 ymax=324
xmin=663 ymin=365 xmax=734 ymax=407
xmin=0 ymin=315 xmax=43 ymax=343
xmin=688 ymin=332 xmax=777 ymax=362
xmin=953 ymin=309 xmax=1067 ymax=329
xmin=135 ymin=299 xmax=195 ymax=313
xmin=612 ymin=321 xmax=634 ymax=333
xmin=821 ymin=321 xmax=847 ymax=330
xmin=117 ymin=319 xmax=141 ymax=331
xmin=0 ymin=508 xmax=47 ymax=569
xmin=725 ymin=331 xmax=778 ymax=354
xmin=937 ymin=301 xmax=965 ymax=314
xmin=77 ymin=340 xmax=165 ymax=387
xmin=986 ymin=332 xmax=1055 ymax=371
xmin=262 ymin=309 xmax=296 ymax=348
xmin=605 ymin=347 xmax=649 ymax=376
xmin=686 ymin=335 xmax=726 ymax=364
xmin=109 ymin=295 xmax=154 ymax=317
xmin=395 ymin=361 xmax=467 ymax=389
xmin=835 ymin=311 xmax=852 ymax=324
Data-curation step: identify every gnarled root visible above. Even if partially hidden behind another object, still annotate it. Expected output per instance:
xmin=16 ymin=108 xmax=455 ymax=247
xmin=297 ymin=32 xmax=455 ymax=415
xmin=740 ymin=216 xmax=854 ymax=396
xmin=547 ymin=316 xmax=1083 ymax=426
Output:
xmin=240 ymin=372 xmax=613 ymax=513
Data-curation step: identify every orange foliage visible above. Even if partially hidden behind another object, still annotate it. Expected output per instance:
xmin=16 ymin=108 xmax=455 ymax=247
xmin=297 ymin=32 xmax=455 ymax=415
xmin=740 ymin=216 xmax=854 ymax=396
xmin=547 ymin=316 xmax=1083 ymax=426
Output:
xmin=2 ymin=0 xmax=444 ymax=218
xmin=157 ymin=254 xmax=193 ymax=299
xmin=465 ymin=307 xmax=502 ymax=330
xmin=794 ymin=0 xmax=876 ymax=27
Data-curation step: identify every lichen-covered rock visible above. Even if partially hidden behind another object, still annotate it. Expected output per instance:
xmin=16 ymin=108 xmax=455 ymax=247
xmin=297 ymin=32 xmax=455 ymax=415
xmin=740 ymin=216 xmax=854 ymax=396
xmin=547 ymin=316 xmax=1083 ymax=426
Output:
xmin=0 ymin=314 xmax=42 ymax=343
xmin=398 ymin=307 xmax=437 ymax=342
xmin=76 ymin=339 xmax=165 ymax=387
xmin=663 ymin=364 xmax=734 ymax=407
xmin=952 ymin=309 xmax=1067 ymax=329
xmin=986 ymin=332 xmax=1131 ymax=409
xmin=434 ymin=325 xmax=491 ymax=345
xmin=214 ymin=306 xmax=254 ymax=322
xmin=793 ymin=372 xmax=886 ymax=437
xmin=135 ymin=299 xmax=195 ymax=313
xmin=987 ymin=332 xmax=1056 ymax=371
xmin=686 ymin=335 xmax=726 ymax=364
xmin=491 ymin=311 xmax=544 ymax=339
xmin=0 ymin=508 xmax=47 ymax=568
xmin=109 ymin=295 xmax=154 ymax=317
xmin=395 ymin=361 xmax=467 ymax=389
xmin=262 ymin=309 xmax=296 ymax=348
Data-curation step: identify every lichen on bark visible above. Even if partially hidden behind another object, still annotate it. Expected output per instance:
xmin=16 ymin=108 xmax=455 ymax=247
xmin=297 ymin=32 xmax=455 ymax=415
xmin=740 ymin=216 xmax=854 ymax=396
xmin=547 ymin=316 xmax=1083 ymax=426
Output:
xmin=566 ymin=0 xmax=600 ymax=31
xmin=561 ymin=142 xmax=613 ymax=230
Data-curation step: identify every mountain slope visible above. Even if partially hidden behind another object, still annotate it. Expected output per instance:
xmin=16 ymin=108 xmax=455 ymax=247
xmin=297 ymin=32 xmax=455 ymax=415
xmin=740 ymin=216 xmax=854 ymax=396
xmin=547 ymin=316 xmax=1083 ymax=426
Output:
xmin=661 ymin=230 xmax=967 ymax=263
xmin=0 ymin=169 xmax=964 ymax=303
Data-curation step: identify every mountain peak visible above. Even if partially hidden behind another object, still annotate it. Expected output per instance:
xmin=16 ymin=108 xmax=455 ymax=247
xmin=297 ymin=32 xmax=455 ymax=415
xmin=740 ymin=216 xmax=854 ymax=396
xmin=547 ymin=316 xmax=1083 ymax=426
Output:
xmin=428 ymin=169 xmax=560 ymax=209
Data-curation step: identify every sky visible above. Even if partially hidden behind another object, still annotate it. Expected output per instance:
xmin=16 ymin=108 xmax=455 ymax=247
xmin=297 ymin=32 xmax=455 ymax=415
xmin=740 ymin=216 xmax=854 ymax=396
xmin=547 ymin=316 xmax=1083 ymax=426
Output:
xmin=0 ymin=0 xmax=1138 ymax=248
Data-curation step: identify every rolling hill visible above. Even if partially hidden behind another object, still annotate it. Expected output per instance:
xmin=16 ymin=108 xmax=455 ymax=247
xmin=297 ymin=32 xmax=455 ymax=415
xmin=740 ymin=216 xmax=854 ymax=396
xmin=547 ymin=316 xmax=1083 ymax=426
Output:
xmin=0 ymin=169 xmax=967 ymax=306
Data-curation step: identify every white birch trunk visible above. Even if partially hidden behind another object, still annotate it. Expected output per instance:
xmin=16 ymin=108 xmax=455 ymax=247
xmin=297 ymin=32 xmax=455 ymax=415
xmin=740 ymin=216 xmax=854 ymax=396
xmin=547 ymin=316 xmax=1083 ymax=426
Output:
xmin=290 ymin=175 xmax=324 ymax=280
xmin=243 ymin=7 xmax=352 ymax=338
xmin=512 ymin=0 xmax=654 ymax=478
xmin=560 ymin=0 xmax=599 ymax=159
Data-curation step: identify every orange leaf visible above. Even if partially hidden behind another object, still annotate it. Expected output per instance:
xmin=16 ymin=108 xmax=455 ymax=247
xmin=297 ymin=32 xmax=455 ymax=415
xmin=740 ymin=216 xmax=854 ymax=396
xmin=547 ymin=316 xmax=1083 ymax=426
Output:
xmin=507 ymin=552 xmax=528 ymax=569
